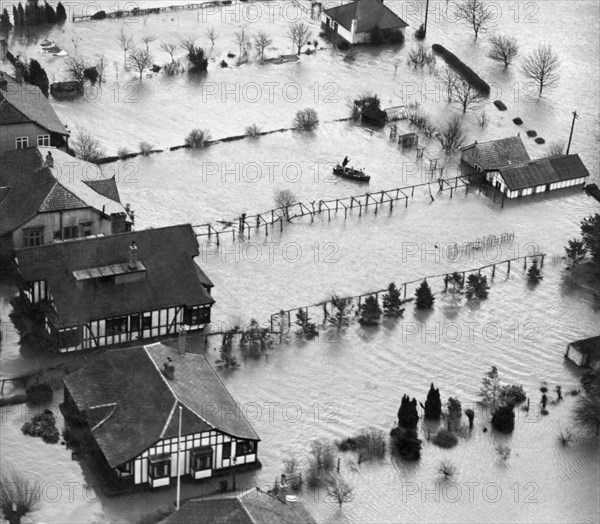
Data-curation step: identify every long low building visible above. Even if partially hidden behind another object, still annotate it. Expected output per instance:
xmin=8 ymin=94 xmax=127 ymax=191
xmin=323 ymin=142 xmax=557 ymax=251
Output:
xmin=14 ymin=224 xmax=214 ymax=352
xmin=62 ymin=342 xmax=260 ymax=489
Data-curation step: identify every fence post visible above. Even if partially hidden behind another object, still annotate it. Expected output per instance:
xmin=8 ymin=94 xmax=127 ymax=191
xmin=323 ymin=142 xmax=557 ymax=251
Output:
xmin=507 ymin=260 xmax=511 ymax=277
xmin=540 ymin=254 xmax=545 ymax=268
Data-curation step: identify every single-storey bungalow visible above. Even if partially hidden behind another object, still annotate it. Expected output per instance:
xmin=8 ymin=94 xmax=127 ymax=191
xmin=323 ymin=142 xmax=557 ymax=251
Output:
xmin=14 ymin=224 xmax=214 ymax=352
xmin=159 ymin=487 xmax=316 ymax=524
xmin=565 ymin=336 xmax=600 ymax=370
xmin=0 ymin=71 xmax=69 ymax=155
xmin=1 ymin=146 xmax=131 ymax=253
xmin=461 ymin=137 xmax=590 ymax=198
xmin=321 ymin=0 xmax=408 ymax=45
xmin=62 ymin=342 xmax=260 ymax=489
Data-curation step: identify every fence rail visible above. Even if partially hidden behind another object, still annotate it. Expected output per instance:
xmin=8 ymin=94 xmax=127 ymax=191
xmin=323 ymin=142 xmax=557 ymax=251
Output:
xmin=269 ymin=253 xmax=546 ymax=332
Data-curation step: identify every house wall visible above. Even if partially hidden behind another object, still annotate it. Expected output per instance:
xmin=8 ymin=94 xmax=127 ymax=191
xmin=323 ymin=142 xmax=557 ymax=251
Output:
xmin=0 ymin=122 xmax=65 ymax=155
xmin=491 ymin=173 xmax=588 ymax=199
xmin=49 ymin=304 xmax=211 ymax=352
xmin=321 ymin=14 xmax=354 ymax=43
xmin=12 ymin=208 xmax=114 ymax=249
xmin=128 ymin=429 xmax=258 ymax=486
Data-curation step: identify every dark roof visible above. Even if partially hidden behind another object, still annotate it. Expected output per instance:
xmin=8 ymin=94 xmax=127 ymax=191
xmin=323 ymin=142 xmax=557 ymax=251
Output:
xmin=569 ymin=336 xmax=600 ymax=356
xmin=0 ymin=147 xmax=127 ymax=235
xmin=0 ymin=72 xmax=68 ymax=136
xmin=15 ymin=224 xmax=214 ymax=327
xmin=461 ymin=136 xmax=531 ymax=171
xmin=63 ymin=343 xmax=259 ymax=468
xmin=498 ymin=154 xmax=590 ymax=191
xmin=160 ymin=488 xmax=316 ymax=524
xmin=324 ymin=0 xmax=408 ymax=33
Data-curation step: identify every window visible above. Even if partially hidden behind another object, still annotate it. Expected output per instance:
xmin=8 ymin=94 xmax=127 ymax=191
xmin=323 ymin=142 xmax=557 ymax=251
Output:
xmin=183 ymin=305 xmax=210 ymax=326
xmin=222 ymin=442 xmax=231 ymax=460
xmin=190 ymin=447 xmax=213 ymax=471
xmin=23 ymin=227 xmax=44 ymax=247
xmin=117 ymin=461 xmax=132 ymax=476
xmin=106 ymin=316 xmax=128 ymax=336
xmin=37 ymin=135 xmax=50 ymax=146
xmin=58 ymin=327 xmax=81 ymax=348
xmin=130 ymin=314 xmax=140 ymax=333
xmin=148 ymin=454 xmax=170 ymax=479
xmin=16 ymin=137 xmax=29 ymax=149
xmin=80 ymin=222 xmax=93 ymax=236
xmin=63 ymin=226 xmax=79 ymax=239
xmin=142 ymin=313 xmax=152 ymax=330
xmin=236 ymin=441 xmax=256 ymax=456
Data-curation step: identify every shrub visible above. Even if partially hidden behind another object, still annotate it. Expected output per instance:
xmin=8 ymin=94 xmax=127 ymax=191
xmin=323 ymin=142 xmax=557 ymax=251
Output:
xmin=295 ymin=309 xmax=318 ymax=340
xmin=151 ymin=64 xmax=162 ymax=73
xmin=431 ymin=44 xmax=490 ymax=94
xmin=415 ymin=279 xmax=435 ymax=309
xmin=22 ymin=409 xmax=60 ymax=443
xmin=227 ymin=52 xmax=236 ymax=58
xmin=438 ymin=460 xmax=456 ymax=478
xmin=305 ymin=48 xmax=313 ymax=55
xmin=293 ymin=108 xmax=319 ymax=131
xmin=493 ymin=100 xmax=507 ymax=110
xmin=0 ymin=468 xmax=39 ymax=523
xmin=415 ymin=23 xmax=426 ymax=40
xmin=465 ymin=273 xmax=489 ymax=300
xmin=90 ymin=10 xmax=106 ymax=20
xmin=513 ymin=117 xmax=523 ymax=125
xmin=382 ymin=282 xmax=404 ymax=318
xmin=25 ymin=382 xmax=53 ymax=404
xmin=219 ymin=60 xmax=228 ymax=68
xmin=245 ymin=123 xmax=261 ymax=137
xmin=498 ymin=384 xmax=527 ymax=406
xmin=491 ymin=405 xmax=515 ymax=433
xmin=359 ymin=295 xmax=382 ymax=326
xmin=185 ymin=129 xmax=210 ymax=148
xmin=306 ymin=439 xmax=336 ymax=487
xmin=397 ymin=395 xmax=419 ymax=429
xmin=139 ymin=141 xmax=154 ymax=155
xmin=391 ymin=427 xmax=422 ymax=461
xmin=432 ymin=429 xmax=458 ymax=448
xmin=407 ymin=45 xmax=436 ymax=68
xmin=337 ymin=428 xmax=386 ymax=459
xmin=535 ymin=137 xmax=545 ymax=144
xmin=163 ymin=60 xmax=183 ymax=75
xmin=424 ymin=383 xmax=442 ymax=420
xmin=337 ymin=40 xmax=350 ymax=52
xmin=117 ymin=147 xmax=130 ymax=159
xmin=526 ymin=130 xmax=537 ymax=137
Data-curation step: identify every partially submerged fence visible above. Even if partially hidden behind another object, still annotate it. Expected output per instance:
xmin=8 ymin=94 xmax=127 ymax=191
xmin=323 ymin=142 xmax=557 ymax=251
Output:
xmin=193 ymin=174 xmax=477 ymax=245
xmin=269 ymin=253 xmax=546 ymax=333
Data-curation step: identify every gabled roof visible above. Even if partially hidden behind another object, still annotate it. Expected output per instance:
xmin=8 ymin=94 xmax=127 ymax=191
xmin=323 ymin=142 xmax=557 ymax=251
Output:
xmin=498 ymin=154 xmax=590 ymax=191
xmin=0 ymin=72 xmax=68 ymax=136
xmin=63 ymin=343 xmax=259 ymax=468
xmin=324 ymin=0 xmax=408 ymax=33
xmin=461 ymin=136 xmax=531 ymax=171
xmin=569 ymin=336 xmax=600 ymax=356
xmin=0 ymin=147 xmax=126 ymax=236
xmin=160 ymin=488 xmax=316 ymax=524
xmin=15 ymin=224 xmax=215 ymax=327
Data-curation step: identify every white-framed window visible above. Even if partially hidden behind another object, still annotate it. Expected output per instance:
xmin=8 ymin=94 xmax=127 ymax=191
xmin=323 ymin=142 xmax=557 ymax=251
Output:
xmin=16 ymin=137 xmax=29 ymax=149
xmin=37 ymin=135 xmax=50 ymax=146
xmin=23 ymin=227 xmax=44 ymax=247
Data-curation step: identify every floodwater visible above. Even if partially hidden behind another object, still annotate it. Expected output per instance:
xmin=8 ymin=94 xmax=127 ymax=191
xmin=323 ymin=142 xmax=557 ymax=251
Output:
xmin=1 ymin=1 xmax=599 ymax=523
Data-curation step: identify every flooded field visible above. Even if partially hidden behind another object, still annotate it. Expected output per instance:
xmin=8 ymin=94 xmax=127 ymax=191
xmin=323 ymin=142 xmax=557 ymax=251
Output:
xmin=1 ymin=1 xmax=599 ymax=523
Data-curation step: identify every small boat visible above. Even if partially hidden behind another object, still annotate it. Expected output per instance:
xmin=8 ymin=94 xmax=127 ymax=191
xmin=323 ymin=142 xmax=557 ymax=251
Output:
xmin=40 ymin=39 xmax=54 ymax=48
xmin=43 ymin=45 xmax=61 ymax=54
xmin=333 ymin=164 xmax=370 ymax=182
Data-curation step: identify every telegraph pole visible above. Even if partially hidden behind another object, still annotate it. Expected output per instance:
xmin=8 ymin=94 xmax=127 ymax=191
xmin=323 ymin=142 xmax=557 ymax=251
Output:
xmin=424 ymin=0 xmax=430 ymax=37
xmin=566 ymin=110 xmax=578 ymax=155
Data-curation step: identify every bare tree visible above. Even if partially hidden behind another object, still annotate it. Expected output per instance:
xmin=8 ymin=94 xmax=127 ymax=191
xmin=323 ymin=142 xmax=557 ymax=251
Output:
xmin=438 ymin=115 xmax=468 ymax=152
xmin=488 ymin=34 xmax=518 ymax=67
xmin=547 ymin=142 xmax=565 ymax=156
xmin=274 ymin=190 xmax=297 ymax=219
xmin=325 ymin=474 xmax=354 ymax=507
xmin=455 ymin=0 xmax=495 ymax=40
xmin=65 ymin=56 xmax=87 ymax=85
xmin=180 ymin=38 xmax=195 ymax=54
xmin=453 ymin=78 xmax=485 ymax=113
xmin=288 ymin=21 xmax=311 ymax=55
xmin=437 ymin=67 xmax=459 ymax=102
xmin=71 ymin=128 xmax=105 ymax=163
xmin=117 ymin=29 xmax=134 ymax=67
xmin=160 ymin=41 xmax=178 ymax=62
xmin=253 ymin=31 xmax=272 ymax=62
xmin=128 ymin=47 xmax=152 ymax=81
xmin=95 ymin=55 xmax=106 ymax=84
xmin=141 ymin=34 xmax=156 ymax=52
xmin=234 ymin=26 xmax=248 ymax=62
xmin=205 ymin=26 xmax=217 ymax=47
xmin=521 ymin=44 xmax=560 ymax=96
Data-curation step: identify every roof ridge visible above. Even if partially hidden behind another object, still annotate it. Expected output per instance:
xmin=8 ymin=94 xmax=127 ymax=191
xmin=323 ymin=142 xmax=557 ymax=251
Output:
xmin=90 ymin=404 xmax=118 ymax=431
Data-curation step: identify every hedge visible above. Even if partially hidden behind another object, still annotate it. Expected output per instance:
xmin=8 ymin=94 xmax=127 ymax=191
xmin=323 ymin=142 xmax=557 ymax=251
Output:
xmin=493 ymin=100 xmax=507 ymax=111
xmin=432 ymin=44 xmax=490 ymax=95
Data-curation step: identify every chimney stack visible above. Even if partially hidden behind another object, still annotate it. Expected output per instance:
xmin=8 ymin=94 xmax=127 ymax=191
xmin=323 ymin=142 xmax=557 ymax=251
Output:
xmin=163 ymin=358 xmax=175 ymax=380
xmin=128 ymin=241 xmax=138 ymax=269
xmin=178 ymin=327 xmax=187 ymax=355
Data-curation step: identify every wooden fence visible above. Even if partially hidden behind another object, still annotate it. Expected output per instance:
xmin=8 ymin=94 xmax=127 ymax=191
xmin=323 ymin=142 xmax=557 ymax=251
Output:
xmin=193 ymin=173 xmax=478 ymax=245
xmin=269 ymin=253 xmax=546 ymax=333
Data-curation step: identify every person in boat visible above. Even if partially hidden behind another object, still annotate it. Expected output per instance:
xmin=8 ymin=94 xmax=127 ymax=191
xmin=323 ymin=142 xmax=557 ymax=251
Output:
xmin=342 ymin=156 xmax=350 ymax=172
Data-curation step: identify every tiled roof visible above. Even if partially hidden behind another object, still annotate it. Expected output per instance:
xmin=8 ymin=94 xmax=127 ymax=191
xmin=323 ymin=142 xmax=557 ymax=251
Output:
xmin=0 ymin=72 xmax=68 ymax=136
xmin=0 ymin=147 xmax=128 ymax=235
xmin=461 ymin=136 xmax=531 ymax=171
xmin=15 ymin=225 xmax=215 ymax=327
xmin=569 ymin=336 xmax=600 ymax=357
xmin=324 ymin=0 xmax=408 ymax=33
xmin=499 ymin=154 xmax=590 ymax=191
xmin=63 ymin=343 xmax=259 ymax=468
xmin=160 ymin=488 xmax=316 ymax=524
